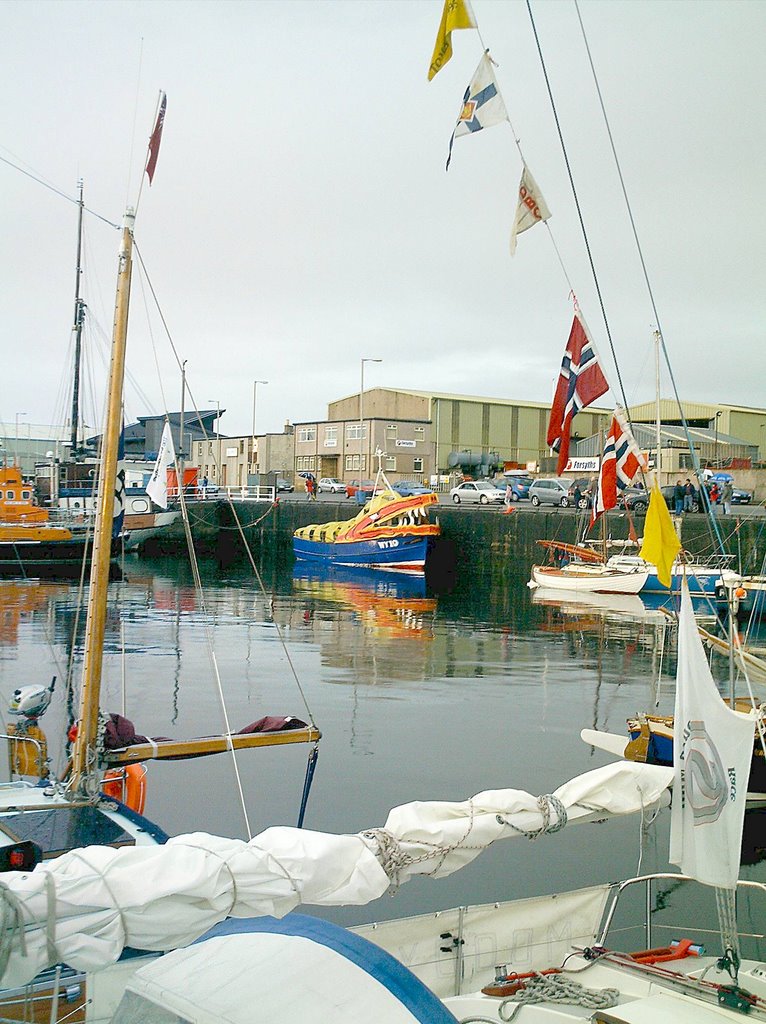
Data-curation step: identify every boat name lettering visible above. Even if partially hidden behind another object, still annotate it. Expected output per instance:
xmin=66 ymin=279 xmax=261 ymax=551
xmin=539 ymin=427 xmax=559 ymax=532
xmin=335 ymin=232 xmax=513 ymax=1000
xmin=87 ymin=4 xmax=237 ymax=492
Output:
xmin=377 ymin=539 xmax=400 ymax=549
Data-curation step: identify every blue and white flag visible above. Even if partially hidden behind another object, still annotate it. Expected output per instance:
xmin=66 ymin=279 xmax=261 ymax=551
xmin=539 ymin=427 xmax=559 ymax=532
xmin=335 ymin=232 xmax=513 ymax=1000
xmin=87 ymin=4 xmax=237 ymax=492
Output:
xmin=446 ymin=52 xmax=508 ymax=170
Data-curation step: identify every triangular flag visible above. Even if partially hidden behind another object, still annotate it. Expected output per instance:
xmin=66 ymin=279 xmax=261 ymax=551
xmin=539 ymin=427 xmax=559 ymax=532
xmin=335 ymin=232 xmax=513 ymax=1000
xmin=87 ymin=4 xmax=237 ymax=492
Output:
xmin=639 ymin=481 xmax=681 ymax=587
xmin=446 ymin=53 xmax=509 ymax=170
xmin=510 ymin=164 xmax=551 ymax=255
xmin=146 ymin=421 xmax=176 ymax=509
xmin=428 ymin=0 xmax=476 ymax=81
xmin=669 ymin=581 xmax=753 ymax=889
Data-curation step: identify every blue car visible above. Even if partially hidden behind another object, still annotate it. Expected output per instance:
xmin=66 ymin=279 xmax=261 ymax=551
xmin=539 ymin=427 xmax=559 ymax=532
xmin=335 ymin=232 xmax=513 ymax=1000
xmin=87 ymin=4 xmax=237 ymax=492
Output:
xmin=502 ymin=475 xmax=533 ymax=501
xmin=392 ymin=480 xmax=434 ymax=497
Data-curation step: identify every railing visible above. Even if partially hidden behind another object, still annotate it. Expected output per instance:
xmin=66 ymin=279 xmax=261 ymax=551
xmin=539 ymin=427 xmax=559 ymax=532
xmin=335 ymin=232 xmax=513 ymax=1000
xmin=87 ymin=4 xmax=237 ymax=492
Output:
xmin=597 ymin=872 xmax=766 ymax=951
xmin=176 ymin=485 xmax=277 ymax=503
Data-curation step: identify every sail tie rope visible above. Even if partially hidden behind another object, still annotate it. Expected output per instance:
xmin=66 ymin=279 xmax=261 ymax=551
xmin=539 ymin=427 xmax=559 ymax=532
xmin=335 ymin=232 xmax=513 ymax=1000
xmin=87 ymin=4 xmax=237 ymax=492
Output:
xmin=496 ymin=974 xmax=620 ymax=1022
xmin=496 ymin=795 xmax=567 ymax=840
xmin=0 ymin=880 xmax=28 ymax=979
xmin=715 ymin=886 xmax=740 ymax=982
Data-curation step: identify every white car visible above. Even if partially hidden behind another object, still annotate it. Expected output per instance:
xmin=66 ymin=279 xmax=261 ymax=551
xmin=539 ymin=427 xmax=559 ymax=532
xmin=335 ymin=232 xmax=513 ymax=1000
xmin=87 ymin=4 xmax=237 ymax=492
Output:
xmin=450 ymin=480 xmax=506 ymax=505
xmin=318 ymin=477 xmax=345 ymax=493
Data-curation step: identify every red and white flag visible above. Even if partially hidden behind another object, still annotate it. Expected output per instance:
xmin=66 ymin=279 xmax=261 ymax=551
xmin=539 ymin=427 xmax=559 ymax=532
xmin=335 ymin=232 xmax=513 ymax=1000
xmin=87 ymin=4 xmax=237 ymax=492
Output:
xmin=546 ymin=314 xmax=609 ymax=476
xmin=145 ymin=92 xmax=167 ymax=185
xmin=590 ymin=407 xmax=647 ymax=527
xmin=510 ymin=164 xmax=551 ymax=256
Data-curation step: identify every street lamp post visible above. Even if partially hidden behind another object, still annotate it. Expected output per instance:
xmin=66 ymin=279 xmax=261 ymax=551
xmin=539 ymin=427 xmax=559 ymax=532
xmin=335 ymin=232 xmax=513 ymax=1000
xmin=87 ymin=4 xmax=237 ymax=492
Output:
xmin=252 ymin=380 xmax=268 ymax=475
xmin=360 ymin=358 xmax=382 ymax=480
xmin=714 ymin=410 xmax=722 ymax=467
xmin=209 ymin=400 xmax=221 ymax=485
xmin=15 ymin=412 xmax=27 ymax=469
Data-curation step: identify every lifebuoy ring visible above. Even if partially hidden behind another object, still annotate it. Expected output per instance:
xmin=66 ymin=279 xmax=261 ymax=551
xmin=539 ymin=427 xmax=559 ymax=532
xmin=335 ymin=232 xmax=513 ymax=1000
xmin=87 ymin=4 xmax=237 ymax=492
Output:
xmin=101 ymin=764 xmax=147 ymax=815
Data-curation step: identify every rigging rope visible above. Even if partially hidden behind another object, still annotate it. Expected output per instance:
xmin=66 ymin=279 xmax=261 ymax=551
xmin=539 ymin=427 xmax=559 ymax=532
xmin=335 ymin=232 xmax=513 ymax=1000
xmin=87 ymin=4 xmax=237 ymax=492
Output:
xmin=497 ymin=973 xmax=620 ymax=1021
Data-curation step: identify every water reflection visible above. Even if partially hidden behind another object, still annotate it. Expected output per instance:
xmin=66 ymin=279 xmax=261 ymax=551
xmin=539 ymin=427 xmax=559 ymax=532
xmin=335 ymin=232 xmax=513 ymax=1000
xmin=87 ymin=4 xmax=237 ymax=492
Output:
xmin=0 ymin=558 xmax=763 ymax=935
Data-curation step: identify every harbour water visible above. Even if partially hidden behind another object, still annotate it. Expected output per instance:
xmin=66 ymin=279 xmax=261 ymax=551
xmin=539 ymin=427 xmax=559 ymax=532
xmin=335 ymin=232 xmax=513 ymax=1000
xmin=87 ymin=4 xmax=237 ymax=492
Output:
xmin=1 ymin=555 xmax=763 ymax=938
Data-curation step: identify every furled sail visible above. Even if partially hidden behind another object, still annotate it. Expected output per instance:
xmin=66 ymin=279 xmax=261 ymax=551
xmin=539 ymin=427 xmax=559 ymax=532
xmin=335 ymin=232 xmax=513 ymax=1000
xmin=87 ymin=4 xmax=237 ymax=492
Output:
xmin=0 ymin=760 xmax=671 ymax=986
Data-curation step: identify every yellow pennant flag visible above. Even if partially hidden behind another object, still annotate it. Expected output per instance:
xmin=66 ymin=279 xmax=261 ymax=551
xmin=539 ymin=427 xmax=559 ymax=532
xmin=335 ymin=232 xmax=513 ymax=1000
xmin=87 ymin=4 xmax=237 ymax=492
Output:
xmin=428 ymin=0 xmax=476 ymax=81
xmin=639 ymin=482 xmax=681 ymax=588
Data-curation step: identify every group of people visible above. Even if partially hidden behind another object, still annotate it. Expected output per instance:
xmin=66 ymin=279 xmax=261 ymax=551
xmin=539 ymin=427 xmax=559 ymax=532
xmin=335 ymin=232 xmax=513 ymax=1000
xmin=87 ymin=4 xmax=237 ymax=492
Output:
xmin=673 ymin=477 xmax=734 ymax=515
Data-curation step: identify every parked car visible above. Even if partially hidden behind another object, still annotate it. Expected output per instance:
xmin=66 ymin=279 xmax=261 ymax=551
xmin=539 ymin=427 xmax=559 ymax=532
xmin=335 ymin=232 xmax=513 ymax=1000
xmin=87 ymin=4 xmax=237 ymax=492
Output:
xmin=501 ymin=474 xmax=533 ymax=500
xmin=619 ymin=486 xmax=649 ymax=512
xmin=731 ymin=487 xmax=752 ymax=505
xmin=318 ymin=477 xmax=345 ymax=493
xmin=567 ymin=478 xmax=593 ymax=509
xmin=527 ymin=478 xmax=572 ymax=507
xmin=345 ymin=479 xmax=376 ymax=499
xmin=450 ymin=480 xmax=505 ymax=505
xmin=392 ymin=480 xmax=434 ymax=497
xmin=276 ymin=478 xmax=294 ymax=493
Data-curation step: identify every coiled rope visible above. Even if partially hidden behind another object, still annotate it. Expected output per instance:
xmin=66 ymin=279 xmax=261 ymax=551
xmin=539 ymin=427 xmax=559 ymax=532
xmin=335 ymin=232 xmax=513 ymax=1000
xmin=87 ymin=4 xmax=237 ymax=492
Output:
xmin=497 ymin=973 xmax=620 ymax=1021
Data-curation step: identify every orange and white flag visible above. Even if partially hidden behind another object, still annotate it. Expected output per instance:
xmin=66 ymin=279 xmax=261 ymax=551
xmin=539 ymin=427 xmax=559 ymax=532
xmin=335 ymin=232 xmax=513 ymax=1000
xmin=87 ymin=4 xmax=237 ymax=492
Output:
xmin=510 ymin=164 xmax=551 ymax=255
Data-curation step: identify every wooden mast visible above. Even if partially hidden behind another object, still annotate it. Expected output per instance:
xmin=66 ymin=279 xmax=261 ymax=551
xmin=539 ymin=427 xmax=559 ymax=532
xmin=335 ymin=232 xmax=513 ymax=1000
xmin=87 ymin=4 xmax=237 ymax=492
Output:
xmin=70 ymin=209 xmax=134 ymax=794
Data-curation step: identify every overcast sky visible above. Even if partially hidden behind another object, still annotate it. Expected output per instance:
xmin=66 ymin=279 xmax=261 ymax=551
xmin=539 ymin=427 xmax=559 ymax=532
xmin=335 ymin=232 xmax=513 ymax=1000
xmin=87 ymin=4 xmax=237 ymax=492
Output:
xmin=2 ymin=0 xmax=764 ymax=441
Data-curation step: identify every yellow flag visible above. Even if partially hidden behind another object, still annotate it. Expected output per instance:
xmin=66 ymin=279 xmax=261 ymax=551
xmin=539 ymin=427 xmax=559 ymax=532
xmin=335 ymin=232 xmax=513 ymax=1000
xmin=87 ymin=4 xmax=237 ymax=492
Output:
xmin=639 ymin=482 xmax=681 ymax=588
xmin=428 ymin=0 xmax=476 ymax=81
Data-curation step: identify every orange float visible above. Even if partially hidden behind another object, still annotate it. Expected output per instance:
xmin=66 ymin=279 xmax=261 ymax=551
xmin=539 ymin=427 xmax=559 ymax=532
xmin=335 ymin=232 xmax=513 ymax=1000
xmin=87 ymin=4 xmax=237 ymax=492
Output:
xmin=101 ymin=764 xmax=148 ymax=814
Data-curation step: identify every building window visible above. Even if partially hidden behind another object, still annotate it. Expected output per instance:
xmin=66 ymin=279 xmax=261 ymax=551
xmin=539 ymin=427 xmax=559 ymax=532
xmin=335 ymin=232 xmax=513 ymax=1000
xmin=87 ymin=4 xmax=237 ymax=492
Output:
xmin=239 ymin=439 xmax=245 ymax=454
xmin=208 ymin=442 xmax=213 ymax=455
xmin=325 ymin=426 xmax=337 ymax=446
xmin=197 ymin=442 xmax=203 ymax=458
xmin=414 ymin=426 xmax=425 ymax=439
xmin=346 ymin=423 xmax=365 ymax=441
xmin=345 ymin=455 xmax=362 ymax=472
xmin=298 ymin=427 xmax=316 ymax=443
xmin=385 ymin=424 xmax=397 ymax=440
xmin=296 ymin=456 xmax=316 ymax=471
xmin=385 ymin=455 xmax=396 ymax=471
xmin=413 ymin=457 xmax=423 ymax=473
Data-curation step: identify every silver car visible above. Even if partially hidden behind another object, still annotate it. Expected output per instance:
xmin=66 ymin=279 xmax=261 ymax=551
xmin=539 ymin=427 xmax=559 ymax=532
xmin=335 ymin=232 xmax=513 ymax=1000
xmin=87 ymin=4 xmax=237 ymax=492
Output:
xmin=450 ymin=480 xmax=506 ymax=505
xmin=528 ymin=478 xmax=572 ymax=507
xmin=318 ymin=477 xmax=345 ymax=493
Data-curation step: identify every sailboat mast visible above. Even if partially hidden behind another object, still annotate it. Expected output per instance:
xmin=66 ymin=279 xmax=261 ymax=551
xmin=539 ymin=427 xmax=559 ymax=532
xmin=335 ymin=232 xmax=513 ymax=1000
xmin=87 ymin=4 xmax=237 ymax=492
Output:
xmin=654 ymin=330 xmax=661 ymax=478
xmin=70 ymin=181 xmax=86 ymax=457
xmin=70 ymin=209 xmax=135 ymax=793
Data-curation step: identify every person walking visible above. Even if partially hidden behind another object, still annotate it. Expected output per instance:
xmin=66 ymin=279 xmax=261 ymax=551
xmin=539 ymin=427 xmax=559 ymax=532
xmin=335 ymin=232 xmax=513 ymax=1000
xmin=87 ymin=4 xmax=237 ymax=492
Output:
xmin=721 ymin=479 xmax=734 ymax=515
xmin=503 ymin=482 xmax=515 ymax=514
xmin=305 ymin=475 xmax=314 ymax=501
xmin=673 ymin=480 xmax=684 ymax=515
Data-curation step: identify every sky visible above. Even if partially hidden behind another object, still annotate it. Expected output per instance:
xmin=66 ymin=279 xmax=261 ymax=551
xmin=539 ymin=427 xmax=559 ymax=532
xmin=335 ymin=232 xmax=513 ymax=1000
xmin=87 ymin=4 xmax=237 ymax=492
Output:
xmin=2 ymin=0 xmax=765 ymax=442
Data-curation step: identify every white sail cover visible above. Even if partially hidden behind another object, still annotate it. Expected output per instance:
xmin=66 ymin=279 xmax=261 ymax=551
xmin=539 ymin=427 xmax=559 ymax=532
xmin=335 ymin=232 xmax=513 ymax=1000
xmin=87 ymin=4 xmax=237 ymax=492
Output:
xmin=670 ymin=581 xmax=754 ymax=889
xmin=0 ymin=761 xmax=671 ymax=987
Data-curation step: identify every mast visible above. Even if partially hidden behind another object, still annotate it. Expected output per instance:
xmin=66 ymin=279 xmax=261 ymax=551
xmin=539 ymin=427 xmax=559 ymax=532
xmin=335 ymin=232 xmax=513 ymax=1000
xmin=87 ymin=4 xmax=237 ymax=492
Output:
xmin=654 ymin=330 xmax=661 ymax=479
xmin=70 ymin=209 xmax=135 ymax=794
xmin=70 ymin=181 xmax=86 ymax=457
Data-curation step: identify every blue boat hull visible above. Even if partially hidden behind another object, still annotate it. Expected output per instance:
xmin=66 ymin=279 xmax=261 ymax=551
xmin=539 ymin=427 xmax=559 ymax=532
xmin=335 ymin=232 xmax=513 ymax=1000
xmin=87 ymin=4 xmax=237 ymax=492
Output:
xmin=641 ymin=567 xmax=724 ymax=596
xmin=293 ymin=534 xmax=430 ymax=571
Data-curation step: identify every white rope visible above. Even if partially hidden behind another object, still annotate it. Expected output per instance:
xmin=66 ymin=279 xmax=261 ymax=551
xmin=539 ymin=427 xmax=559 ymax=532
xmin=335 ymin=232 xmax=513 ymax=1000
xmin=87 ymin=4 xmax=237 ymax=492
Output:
xmin=0 ymin=881 xmax=27 ymax=980
xmin=497 ymin=974 xmax=620 ymax=1021
xmin=496 ymin=794 xmax=568 ymax=839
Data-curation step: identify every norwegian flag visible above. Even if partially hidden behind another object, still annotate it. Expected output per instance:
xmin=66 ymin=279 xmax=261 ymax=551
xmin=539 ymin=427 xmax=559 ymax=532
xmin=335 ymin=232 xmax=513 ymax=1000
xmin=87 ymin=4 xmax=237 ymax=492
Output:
xmin=546 ymin=314 xmax=609 ymax=475
xmin=145 ymin=92 xmax=166 ymax=185
xmin=590 ymin=407 xmax=648 ymax=527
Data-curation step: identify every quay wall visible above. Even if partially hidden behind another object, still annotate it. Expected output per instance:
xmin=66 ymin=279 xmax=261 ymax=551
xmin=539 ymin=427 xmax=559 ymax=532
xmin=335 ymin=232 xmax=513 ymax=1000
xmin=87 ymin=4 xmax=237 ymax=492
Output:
xmin=147 ymin=501 xmax=765 ymax=578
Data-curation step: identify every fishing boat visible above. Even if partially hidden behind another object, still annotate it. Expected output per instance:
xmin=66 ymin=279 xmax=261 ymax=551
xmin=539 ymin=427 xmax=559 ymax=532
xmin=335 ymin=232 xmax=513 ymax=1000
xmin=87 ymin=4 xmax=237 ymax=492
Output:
xmin=293 ymin=466 xmax=440 ymax=571
xmin=0 ymin=463 xmax=118 ymax=574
